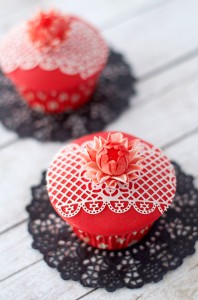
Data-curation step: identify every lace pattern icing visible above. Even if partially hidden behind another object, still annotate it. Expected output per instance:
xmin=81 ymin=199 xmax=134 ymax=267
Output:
xmin=47 ymin=141 xmax=176 ymax=217
xmin=26 ymin=162 xmax=198 ymax=292
xmin=0 ymin=20 xmax=108 ymax=79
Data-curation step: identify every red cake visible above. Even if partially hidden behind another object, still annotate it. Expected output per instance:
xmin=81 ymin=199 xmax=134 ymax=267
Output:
xmin=47 ymin=132 xmax=176 ymax=250
xmin=0 ymin=10 xmax=108 ymax=113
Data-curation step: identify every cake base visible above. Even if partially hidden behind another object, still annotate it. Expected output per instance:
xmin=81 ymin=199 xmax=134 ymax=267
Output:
xmin=73 ymin=224 xmax=152 ymax=250
xmin=26 ymin=162 xmax=198 ymax=292
xmin=0 ymin=49 xmax=135 ymax=142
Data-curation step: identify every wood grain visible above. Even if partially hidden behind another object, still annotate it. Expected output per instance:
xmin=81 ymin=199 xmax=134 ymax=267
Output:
xmin=0 ymin=0 xmax=40 ymax=19
xmin=0 ymin=0 xmax=170 ymax=36
xmin=0 ymin=222 xmax=41 ymax=281
xmin=1 ymin=260 xmax=92 ymax=300
xmin=103 ymin=0 xmax=198 ymax=77
xmin=0 ymin=127 xmax=16 ymax=146
xmin=0 ymin=140 xmax=61 ymax=233
xmin=43 ymin=0 xmax=173 ymax=30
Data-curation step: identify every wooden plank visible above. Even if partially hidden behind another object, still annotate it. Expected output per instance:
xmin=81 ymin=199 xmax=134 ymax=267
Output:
xmin=0 ymin=223 xmax=41 ymax=281
xmin=0 ymin=0 xmax=40 ymax=19
xmin=0 ymin=260 xmax=92 ymax=300
xmin=0 ymin=0 xmax=171 ymax=34
xmin=0 ymin=126 xmax=17 ymax=146
xmin=133 ymin=55 xmax=198 ymax=108
xmin=42 ymin=0 xmax=172 ymax=29
xmin=165 ymin=131 xmax=198 ymax=177
xmin=107 ymin=87 xmax=198 ymax=147
xmin=103 ymin=0 xmax=198 ymax=77
xmin=107 ymin=60 xmax=198 ymax=147
xmin=0 ymin=140 xmax=62 ymax=233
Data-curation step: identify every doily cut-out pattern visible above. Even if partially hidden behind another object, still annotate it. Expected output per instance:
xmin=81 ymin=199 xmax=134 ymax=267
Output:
xmin=0 ymin=50 xmax=135 ymax=141
xmin=0 ymin=20 xmax=108 ymax=79
xmin=47 ymin=142 xmax=176 ymax=217
xmin=27 ymin=162 xmax=198 ymax=292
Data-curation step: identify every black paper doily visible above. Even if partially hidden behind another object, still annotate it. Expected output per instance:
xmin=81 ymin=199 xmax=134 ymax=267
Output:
xmin=26 ymin=162 xmax=198 ymax=292
xmin=0 ymin=50 xmax=135 ymax=142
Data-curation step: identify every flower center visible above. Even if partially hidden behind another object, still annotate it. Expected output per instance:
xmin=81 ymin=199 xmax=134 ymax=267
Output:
xmin=96 ymin=143 xmax=130 ymax=176
xmin=40 ymin=16 xmax=53 ymax=28
xmin=107 ymin=147 xmax=120 ymax=161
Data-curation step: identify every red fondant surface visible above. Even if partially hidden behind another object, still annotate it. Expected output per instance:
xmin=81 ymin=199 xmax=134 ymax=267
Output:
xmin=6 ymin=64 xmax=102 ymax=114
xmin=7 ymin=69 xmax=99 ymax=113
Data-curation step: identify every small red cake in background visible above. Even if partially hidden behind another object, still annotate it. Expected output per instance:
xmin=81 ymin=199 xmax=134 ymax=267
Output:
xmin=0 ymin=10 xmax=108 ymax=114
xmin=47 ymin=132 xmax=176 ymax=250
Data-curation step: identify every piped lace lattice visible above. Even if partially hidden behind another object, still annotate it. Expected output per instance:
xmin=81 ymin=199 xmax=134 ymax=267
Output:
xmin=27 ymin=162 xmax=198 ymax=292
xmin=47 ymin=142 xmax=176 ymax=217
xmin=0 ymin=20 xmax=108 ymax=79
xmin=0 ymin=50 xmax=135 ymax=141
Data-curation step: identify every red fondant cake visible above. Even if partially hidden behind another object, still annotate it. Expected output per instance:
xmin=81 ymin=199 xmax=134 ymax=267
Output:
xmin=0 ymin=10 xmax=108 ymax=113
xmin=47 ymin=132 xmax=176 ymax=250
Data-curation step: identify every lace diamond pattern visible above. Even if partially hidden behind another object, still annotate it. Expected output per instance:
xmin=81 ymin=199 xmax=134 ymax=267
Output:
xmin=47 ymin=142 xmax=176 ymax=217
xmin=26 ymin=162 xmax=198 ymax=292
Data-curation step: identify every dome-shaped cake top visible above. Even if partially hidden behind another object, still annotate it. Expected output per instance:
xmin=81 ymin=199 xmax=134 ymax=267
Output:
xmin=47 ymin=132 xmax=176 ymax=218
xmin=0 ymin=10 xmax=108 ymax=79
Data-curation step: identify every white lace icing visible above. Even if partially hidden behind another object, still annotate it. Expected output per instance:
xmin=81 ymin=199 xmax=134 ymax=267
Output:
xmin=47 ymin=141 xmax=176 ymax=218
xmin=0 ymin=20 xmax=108 ymax=79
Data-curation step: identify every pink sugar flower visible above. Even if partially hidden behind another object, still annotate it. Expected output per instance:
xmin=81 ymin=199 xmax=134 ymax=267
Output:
xmin=27 ymin=10 xmax=70 ymax=52
xmin=81 ymin=132 xmax=144 ymax=187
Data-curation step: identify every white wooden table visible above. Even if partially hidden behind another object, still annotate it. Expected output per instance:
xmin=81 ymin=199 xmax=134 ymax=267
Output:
xmin=0 ymin=0 xmax=198 ymax=299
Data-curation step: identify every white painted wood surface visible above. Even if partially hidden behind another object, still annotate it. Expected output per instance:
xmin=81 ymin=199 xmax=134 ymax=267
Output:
xmin=0 ymin=0 xmax=198 ymax=299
